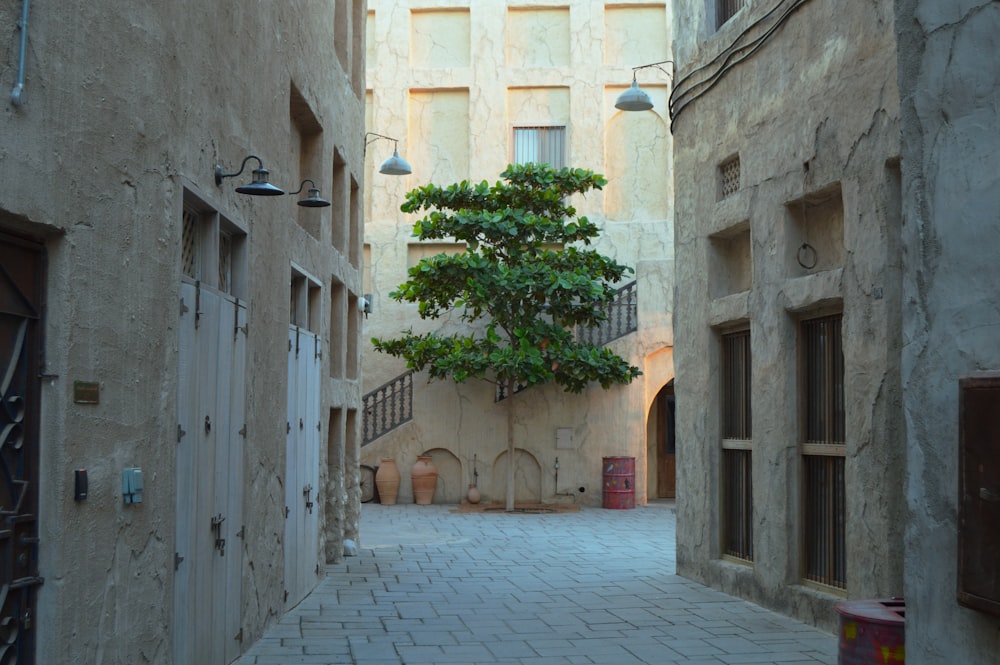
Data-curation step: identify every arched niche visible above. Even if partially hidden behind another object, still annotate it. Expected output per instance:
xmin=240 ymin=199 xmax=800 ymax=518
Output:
xmin=491 ymin=448 xmax=542 ymax=504
xmin=422 ymin=447 xmax=463 ymax=504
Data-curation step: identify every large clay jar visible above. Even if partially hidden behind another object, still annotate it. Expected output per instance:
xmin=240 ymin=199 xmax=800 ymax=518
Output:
xmin=411 ymin=455 xmax=438 ymax=505
xmin=375 ymin=458 xmax=400 ymax=505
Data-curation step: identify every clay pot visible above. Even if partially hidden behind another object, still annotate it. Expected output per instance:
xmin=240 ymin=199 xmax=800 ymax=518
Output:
xmin=467 ymin=484 xmax=481 ymax=505
xmin=411 ymin=455 xmax=438 ymax=505
xmin=375 ymin=458 xmax=400 ymax=505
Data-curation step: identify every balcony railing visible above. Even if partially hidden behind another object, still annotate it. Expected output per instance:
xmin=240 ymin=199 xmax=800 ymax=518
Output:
xmin=576 ymin=280 xmax=637 ymax=347
xmin=362 ymin=371 xmax=413 ymax=446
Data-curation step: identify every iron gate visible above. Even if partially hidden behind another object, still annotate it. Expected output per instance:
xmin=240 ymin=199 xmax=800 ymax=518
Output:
xmin=0 ymin=233 xmax=45 ymax=664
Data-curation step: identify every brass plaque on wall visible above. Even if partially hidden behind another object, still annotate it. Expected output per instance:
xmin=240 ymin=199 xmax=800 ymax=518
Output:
xmin=73 ymin=381 xmax=100 ymax=404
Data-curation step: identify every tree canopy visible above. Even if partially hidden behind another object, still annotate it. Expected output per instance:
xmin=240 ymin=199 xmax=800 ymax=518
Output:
xmin=372 ymin=162 xmax=641 ymax=395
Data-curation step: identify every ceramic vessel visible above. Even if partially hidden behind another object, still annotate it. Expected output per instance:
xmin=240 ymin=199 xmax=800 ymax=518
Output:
xmin=467 ymin=484 xmax=481 ymax=505
xmin=411 ymin=455 xmax=438 ymax=505
xmin=375 ymin=458 xmax=400 ymax=505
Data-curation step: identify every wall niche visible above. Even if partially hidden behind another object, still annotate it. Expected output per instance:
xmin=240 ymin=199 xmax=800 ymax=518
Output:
xmin=785 ymin=184 xmax=845 ymax=277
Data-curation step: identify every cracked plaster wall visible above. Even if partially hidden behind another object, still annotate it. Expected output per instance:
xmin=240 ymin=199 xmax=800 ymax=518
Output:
xmin=896 ymin=0 xmax=1000 ymax=661
xmin=363 ymin=0 xmax=675 ymax=509
xmin=671 ymin=0 xmax=904 ymax=632
xmin=0 ymin=2 xmax=364 ymax=662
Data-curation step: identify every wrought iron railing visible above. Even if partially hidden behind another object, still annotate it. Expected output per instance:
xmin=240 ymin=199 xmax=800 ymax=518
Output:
xmin=362 ymin=371 xmax=413 ymax=446
xmin=576 ymin=280 xmax=637 ymax=347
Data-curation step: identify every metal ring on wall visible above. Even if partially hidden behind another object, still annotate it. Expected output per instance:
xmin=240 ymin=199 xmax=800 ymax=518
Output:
xmin=797 ymin=242 xmax=817 ymax=269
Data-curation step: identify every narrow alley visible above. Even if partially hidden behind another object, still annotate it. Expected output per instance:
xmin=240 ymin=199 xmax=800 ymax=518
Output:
xmin=233 ymin=502 xmax=837 ymax=664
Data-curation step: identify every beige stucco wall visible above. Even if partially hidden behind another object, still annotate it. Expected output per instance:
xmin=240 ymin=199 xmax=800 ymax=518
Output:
xmin=363 ymin=0 xmax=675 ymax=508
xmin=0 ymin=2 xmax=365 ymax=663
xmin=671 ymin=0 xmax=904 ymax=632
xmin=896 ymin=1 xmax=1000 ymax=661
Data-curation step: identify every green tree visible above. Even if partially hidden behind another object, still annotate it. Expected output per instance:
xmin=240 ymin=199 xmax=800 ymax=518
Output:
xmin=373 ymin=163 xmax=641 ymax=511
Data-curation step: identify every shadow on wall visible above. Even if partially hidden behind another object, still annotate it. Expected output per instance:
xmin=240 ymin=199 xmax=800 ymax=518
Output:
xmin=491 ymin=449 xmax=542 ymax=503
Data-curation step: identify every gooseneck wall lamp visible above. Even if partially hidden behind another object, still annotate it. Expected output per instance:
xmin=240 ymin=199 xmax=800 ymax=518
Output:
xmin=215 ymin=155 xmax=285 ymax=195
xmin=288 ymin=179 xmax=331 ymax=208
xmin=614 ymin=60 xmax=674 ymax=112
xmin=364 ymin=132 xmax=412 ymax=175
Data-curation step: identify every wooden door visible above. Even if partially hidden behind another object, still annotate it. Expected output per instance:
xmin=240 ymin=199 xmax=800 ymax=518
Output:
xmin=284 ymin=325 xmax=321 ymax=609
xmin=655 ymin=385 xmax=676 ymax=498
xmin=175 ymin=282 xmax=246 ymax=664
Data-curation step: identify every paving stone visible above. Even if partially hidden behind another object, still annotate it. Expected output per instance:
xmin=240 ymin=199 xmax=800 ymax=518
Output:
xmin=231 ymin=503 xmax=835 ymax=665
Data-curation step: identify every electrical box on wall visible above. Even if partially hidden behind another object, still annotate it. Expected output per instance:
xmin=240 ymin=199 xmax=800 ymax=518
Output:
xmin=957 ymin=374 xmax=1000 ymax=616
xmin=122 ymin=467 xmax=144 ymax=505
xmin=555 ymin=428 xmax=574 ymax=450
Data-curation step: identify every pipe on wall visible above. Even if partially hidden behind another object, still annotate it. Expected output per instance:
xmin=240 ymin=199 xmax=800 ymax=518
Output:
xmin=11 ymin=0 xmax=30 ymax=106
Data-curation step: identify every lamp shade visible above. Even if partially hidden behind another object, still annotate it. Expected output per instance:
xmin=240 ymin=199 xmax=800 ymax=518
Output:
xmin=615 ymin=80 xmax=654 ymax=112
xmin=235 ymin=167 xmax=285 ymax=196
xmin=379 ymin=150 xmax=412 ymax=176
xmin=297 ymin=187 xmax=331 ymax=207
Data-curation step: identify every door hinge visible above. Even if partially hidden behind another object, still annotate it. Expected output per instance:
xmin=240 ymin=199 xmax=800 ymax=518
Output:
xmin=177 ymin=424 xmax=186 ymax=442
xmin=174 ymin=552 xmax=184 ymax=571
xmin=284 ymin=506 xmax=289 ymax=519
xmin=239 ymin=424 xmax=246 ymax=438
xmin=286 ymin=421 xmax=291 ymax=434
xmin=316 ymin=420 xmax=321 ymax=432
xmin=234 ymin=627 xmax=243 ymax=643
xmin=180 ymin=297 xmax=189 ymax=317
xmin=236 ymin=525 xmax=245 ymax=539
xmin=194 ymin=280 xmax=202 ymax=329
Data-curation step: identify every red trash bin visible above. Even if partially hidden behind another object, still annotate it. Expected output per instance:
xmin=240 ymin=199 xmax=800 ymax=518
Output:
xmin=835 ymin=598 xmax=905 ymax=664
xmin=602 ymin=456 xmax=635 ymax=509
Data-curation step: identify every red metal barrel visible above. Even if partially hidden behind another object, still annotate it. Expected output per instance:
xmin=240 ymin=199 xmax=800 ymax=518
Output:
xmin=602 ymin=456 xmax=635 ymax=509
xmin=835 ymin=598 xmax=905 ymax=664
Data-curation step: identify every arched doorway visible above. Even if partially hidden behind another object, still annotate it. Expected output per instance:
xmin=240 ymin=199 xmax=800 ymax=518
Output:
xmin=646 ymin=381 xmax=676 ymax=498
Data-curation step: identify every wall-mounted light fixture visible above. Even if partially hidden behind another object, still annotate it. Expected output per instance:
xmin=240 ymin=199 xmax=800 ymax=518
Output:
xmin=614 ymin=60 xmax=674 ymax=112
xmin=288 ymin=179 xmax=331 ymax=208
xmin=364 ymin=132 xmax=412 ymax=175
xmin=214 ymin=154 xmax=285 ymax=196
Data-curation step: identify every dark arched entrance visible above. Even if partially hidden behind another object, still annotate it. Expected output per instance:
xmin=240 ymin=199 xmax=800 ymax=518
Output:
xmin=647 ymin=380 xmax=676 ymax=498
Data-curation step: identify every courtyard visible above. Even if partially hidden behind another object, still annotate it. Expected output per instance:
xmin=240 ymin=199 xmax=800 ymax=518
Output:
xmin=233 ymin=502 xmax=837 ymax=664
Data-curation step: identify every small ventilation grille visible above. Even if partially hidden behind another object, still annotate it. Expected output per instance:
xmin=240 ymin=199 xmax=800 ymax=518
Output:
xmin=720 ymin=156 xmax=741 ymax=199
xmin=182 ymin=208 xmax=198 ymax=278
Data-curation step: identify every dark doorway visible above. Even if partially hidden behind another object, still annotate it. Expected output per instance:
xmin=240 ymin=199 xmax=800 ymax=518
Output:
xmin=0 ymin=231 xmax=45 ymax=665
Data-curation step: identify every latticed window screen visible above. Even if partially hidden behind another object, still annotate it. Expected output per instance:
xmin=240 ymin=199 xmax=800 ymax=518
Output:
xmin=513 ymin=126 xmax=566 ymax=169
xmin=717 ymin=0 xmax=745 ymax=27
xmin=802 ymin=313 xmax=846 ymax=589
xmin=722 ymin=329 xmax=753 ymax=561
xmin=720 ymin=155 xmax=741 ymax=198
xmin=182 ymin=208 xmax=199 ymax=279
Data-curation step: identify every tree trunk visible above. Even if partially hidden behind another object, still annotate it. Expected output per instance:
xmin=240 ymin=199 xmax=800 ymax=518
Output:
xmin=505 ymin=377 xmax=516 ymax=512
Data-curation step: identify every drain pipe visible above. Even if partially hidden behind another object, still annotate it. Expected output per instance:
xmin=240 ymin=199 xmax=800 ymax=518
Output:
xmin=11 ymin=0 xmax=30 ymax=107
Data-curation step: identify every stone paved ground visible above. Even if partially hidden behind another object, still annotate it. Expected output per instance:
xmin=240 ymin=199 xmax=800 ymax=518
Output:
xmin=233 ymin=501 xmax=837 ymax=665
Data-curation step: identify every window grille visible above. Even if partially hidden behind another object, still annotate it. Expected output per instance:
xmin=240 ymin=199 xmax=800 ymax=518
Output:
xmin=803 ymin=315 xmax=845 ymax=444
xmin=513 ymin=126 xmax=566 ymax=169
xmin=182 ymin=208 xmax=199 ymax=278
xmin=721 ymin=329 xmax=752 ymax=561
xmin=722 ymin=330 xmax=751 ymax=439
xmin=801 ymin=313 xmax=846 ymax=589
xmin=720 ymin=156 xmax=741 ymax=199
xmin=717 ymin=0 xmax=745 ymax=28
xmin=723 ymin=448 xmax=753 ymax=560
xmin=804 ymin=454 xmax=846 ymax=588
